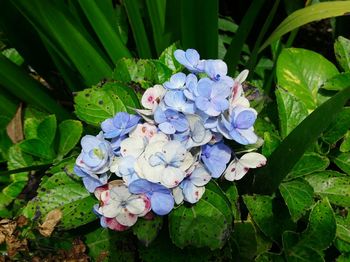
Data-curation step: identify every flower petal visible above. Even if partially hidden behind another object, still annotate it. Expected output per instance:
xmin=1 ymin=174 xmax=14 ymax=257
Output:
xmin=150 ymin=192 xmax=174 ymax=215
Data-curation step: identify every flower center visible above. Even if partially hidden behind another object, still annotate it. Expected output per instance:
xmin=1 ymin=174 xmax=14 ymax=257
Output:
xmin=93 ymin=148 xmax=104 ymax=159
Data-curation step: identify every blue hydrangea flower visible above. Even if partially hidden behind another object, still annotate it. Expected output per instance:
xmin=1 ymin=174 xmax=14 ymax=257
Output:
xmin=203 ymin=60 xmax=234 ymax=87
xmin=110 ymin=156 xmax=140 ymax=185
xmin=177 ymin=166 xmax=212 ymax=204
xmin=201 ymin=142 xmax=231 ymax=178
xmin=172 ymin=114 xmax=212 ymax=149
xmin=194 ymin=78 xmax=231 ymax=116
xmin=164 ymin=90 xmax=195 ymax=114
xmin=174 ymin=49 xmax=204 ymax=73
xmin=74 ymin=165 xmax=108 ymax=193
xmin=101 ymin=112 xmax=140 ymax=139
xmin=129 ymin=179 xmax=175 ymax=215
xmin=76 ymin=133 xmax=113 ymax=175
xmin=163 ymin=72 xmax=187 ymax=90
xmin=154 ymin=107 xmax=189 ymax=134
xmin=217 ymin=106 xmax=258 ymax=145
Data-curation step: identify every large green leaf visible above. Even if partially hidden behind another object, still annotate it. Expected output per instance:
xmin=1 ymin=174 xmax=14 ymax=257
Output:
xmin=85 ymin=228 xmax=135 ymax=262
xmin=340 ymin=131 xmax=350 ymax=153
xmin=22 ymin=161 xmax=97 ymax=229
xmin=168 ymin=182 xmax=233 ymax=249
xmin=243 ymin=195 xmax=295 ymax=241
xmin=12 ymin=0 xmax=113 ymax=87
xmin=19 ymin=138 xmax=55 ymax=160
xmin=249 ymin=86 xmax=350 ymax=195
xmin=158 ymin=43 xmax=183 ymax=72
xmin=335 ymin=213 xmax=350 ymax=244
xmin=333 ymin=152 xmax=350 ymax=175
xmin=286 ymin=152 xmax=329 ymax=180
xmin=279 ymin=179 xmax=314 ymax=222
xmin=57 ymin=120 xmax=83 ymax=159
xmin=305 ymin=171 xmax=350 ymax=207
xmin=112 ymin=58 xmax=172 ymax=88
xmin=323 ymin=107 xmax=350 ymax=144
xmin=322 ymin=72 xmax=350 ymax=91
xmin=231 ymin=221 xmax=258 ymax=261
xmin=334 ymin=36 xmax=350 ymax=72
xmin=276 ymin=48 xmax=338 ymax=110
xmin=282 ymin=198 xmax=336 ymax=260
xmin=132 ymin=216 xmax=163 ymax=247
xmin=260 ymin=1 xmax=350 ymax=51
xmin=77 ymin=0 xmax=131 ymax=63
xmin=275 ymin=88 xmax=308 ymax=138
xmin=74 ymin=82 xmax=139 ymax=126
xmin=37 ymin=115 xmax=57 ymax=145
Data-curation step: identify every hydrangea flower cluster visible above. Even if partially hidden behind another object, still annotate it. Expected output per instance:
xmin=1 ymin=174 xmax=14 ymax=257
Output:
xmin=74 ymin=49 xmax=267 ymax=231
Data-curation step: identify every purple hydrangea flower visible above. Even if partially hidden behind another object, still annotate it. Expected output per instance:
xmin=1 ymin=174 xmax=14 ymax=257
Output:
xmin=76 ymin=133 xmax=113 ymax=175
xmin=174 ymin=49 xmax=204 ymax=73
xmin=201 ymin=142 xmax=231 ymax=178
xmin=101 ymin=112 xmax=140 ymax=139
xmin=194 ymin=78 xmax=231 ymax=116
xmin=129 ymin=179 xmax=174 ymax=215
xmin=74 ymin=165 xmax=108 ymax=193
xmin=217 ymin=106 xmax=258 ymax=145
xmin=154 ymin=107 xmax=189 ymax=134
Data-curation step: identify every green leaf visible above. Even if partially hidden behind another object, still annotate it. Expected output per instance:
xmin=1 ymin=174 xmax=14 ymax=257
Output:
xmin=132 ymin=216 xmax=163 ymax=247
xmin=123 ymin=0 xmax=152 ymax=58
xmin=2 ymin=48 xmax=24 ymax=66
xmin=243 ymin=195 xmax=295 ymax=241
xmin=276 ymin=48 xmax=338 ymax=110
xmin=19 ymin=138 xmax=55 ymax=160
xmin=333 ymin=152 xmax=350 ymax=175
xmin=262 ymin=132 xmax=281 ymax=157
xmin=334 ymin=36 xmax=350 ymax=72
xmin=37 ymin=115 xmax=57 ymax=145
xmin=340 ymin=131 xmax=350 ymax=153
xmin=169 ymin=181 xmax=233 ymax=250
xmin=305 ymin=171 xmax=350 ymax=207
xmin=223 ymin=183 xmax=240 ymax=220
xmin=85 ymin=228 xmax=135 ymax=262
xmin=77 ymin=0 xmax=131 ymax=63
xmin=57 ymin=120 xmax=83 ymax=158
xmin=279 ymin=179 xmax=314 ymax=222
xmin=282 ymin=198 xmax=336 ymax=260
xmin=231 ymin=221 xmax=258 ymax=260
xmin=7 ymin=144 xmax=34 ymax=170
xmin=260 ymin=2 xmax=350 ymax=51
xmin=158 ymin=43 xmax=183 ymax=72
xmin=323 ymin=108 xmax=350 ymax=144
xmin=180 ymin=0 xmax=218 ymax=59
xmin=22 ymin=161 xmax=97 ymax=229
xmin=322 ymin=72 xmax=350 ymax=91
xmin=337 ymin=254 xmax=350 ymax=262
xmin=286 ymin=152 xmax=329 ymax=180
xmin=112 ymin=58 xmax=172 ymax=88
xmin=250 ymin=86 xmax=350 ymax=195
xmin=282 ymin=231 xmax=324 ymax=262
xmin=276 ymin=88 xmax=309 ymax=138
xmin=335 ymin=213 xmax=350 ymax=243
xmin=74 ymin=82 xmax=139 ymax=126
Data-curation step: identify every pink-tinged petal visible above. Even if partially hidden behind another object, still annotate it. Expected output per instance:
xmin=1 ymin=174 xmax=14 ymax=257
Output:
xmin=160 ymin=166 xmax=185 ymax=188
xmin=224 ymin=159 xmax=248 ymax=181
xmin=138 ymin=195 xmax=152 ymax=217
xmin=120 ymin=137 xmax=146 ymax=158
xmin=189 ymin=167 xmax=211 ymax=186
xmin=115 ymin=209 xmax=138 ymax=226
xmin=239 ymin=152 xmax=267 ymax=168
xmin=100 ymin=190 xmax=110 ymax=204
xmin=94 ymin=184 xmax=109 ymax=200
xmin=172 ymin=186 xmax=184 ymax=205
xmin=105 ymin=218 xmax=129 ymax=231
xmin=125 ymin=195 xmax=147 ymax=215
xmin=182 ymin=181 xmax=205 ymax=204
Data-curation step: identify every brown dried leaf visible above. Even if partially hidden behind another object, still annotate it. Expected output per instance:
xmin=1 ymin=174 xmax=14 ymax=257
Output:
xmin=6 ymin=235 xmax=27 ymax=257
xmin=6 ymin=104 xmax=23 ymax=143
xmin=39 ymin=209 xmax=62 ymax=237
xmin=16 ymin=215 xmax=28 ymax=228
xmin=0 ymin=219 xmax=17 ymax=237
